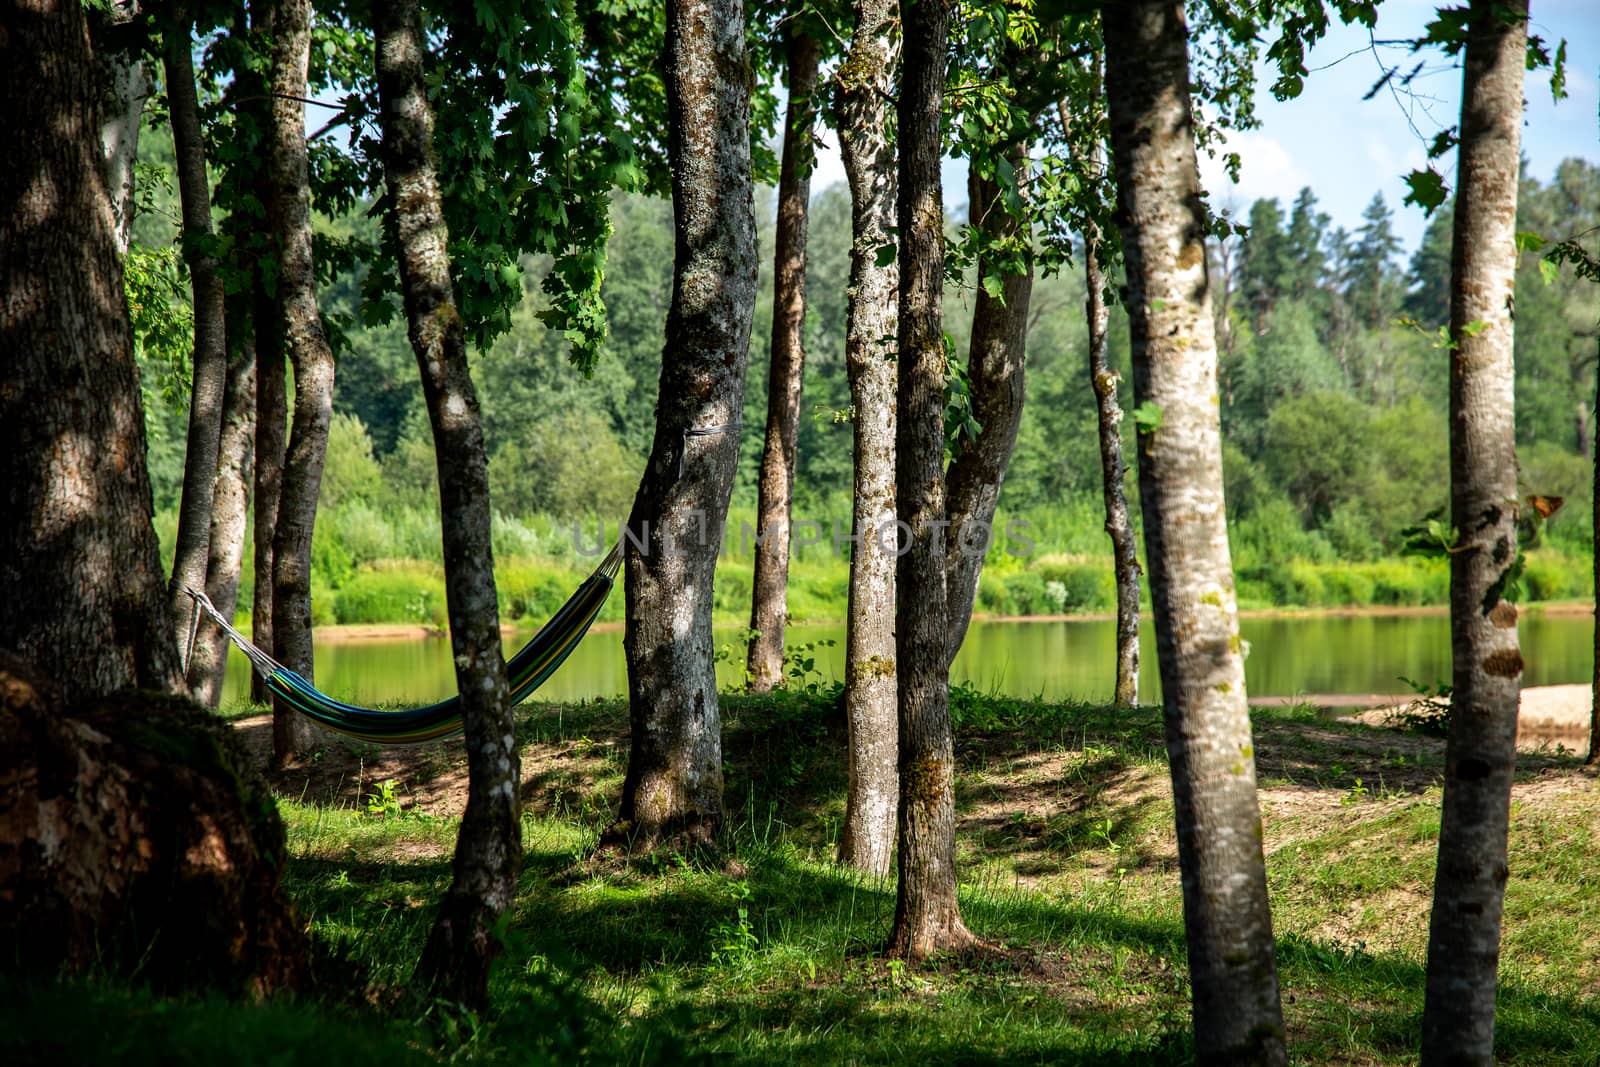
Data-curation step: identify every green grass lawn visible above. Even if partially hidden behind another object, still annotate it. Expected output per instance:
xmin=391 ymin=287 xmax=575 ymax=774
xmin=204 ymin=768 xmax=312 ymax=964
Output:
xmin=8 ymin=689 xmax=1599 ymax=1065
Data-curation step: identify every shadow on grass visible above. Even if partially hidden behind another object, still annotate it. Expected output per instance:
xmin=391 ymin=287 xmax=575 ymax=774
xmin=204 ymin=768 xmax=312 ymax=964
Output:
xmin=250 ymin=693 xmax=1600 ymax=1064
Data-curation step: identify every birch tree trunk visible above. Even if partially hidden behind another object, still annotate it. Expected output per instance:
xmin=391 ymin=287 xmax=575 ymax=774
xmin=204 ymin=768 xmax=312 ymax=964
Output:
xmin=835 ymin=0 xmax=900 ymax=877
xmin=91 ymin=0 xmax=149 ymax=259
xmin=163 ymin=10 xmax=230 ymax=677
xmin=605 ymin=0 xmax=756 ymax=854
xmin=1420 ymin=3 xmax=1527 ymax=1061
xmin=266 ymin=0 xmax=335 ymax=763
xmin=887 ymin=0 xmax=974 ymax=960
xmin=1103 ymin=4 xmax=1285 ymax=1062
xmin=374 ymin=0 xmax=518 ymax=1010
xmin=944 ymin=156 xmax=1031 ymax=661
xmin=0 ymin=0 xmax=182 ymax=702
xmin=187 ymin=340 xmax=256 ymax=706
xmin=747 ymin=30 xmax=819 ymax=692
xmin=1070 ymin=88 xmax=1142 ymax=708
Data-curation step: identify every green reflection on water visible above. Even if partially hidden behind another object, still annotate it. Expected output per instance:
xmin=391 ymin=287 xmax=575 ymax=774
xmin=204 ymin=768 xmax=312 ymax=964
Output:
xmin=222 ymin=612 xmax=1594 ymax=709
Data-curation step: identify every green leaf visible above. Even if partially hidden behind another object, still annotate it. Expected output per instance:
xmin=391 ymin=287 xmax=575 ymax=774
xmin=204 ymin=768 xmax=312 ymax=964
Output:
xmin=1514 ymin=230 xmax=1546 ymax=253
xmin=874 ymin=243 xmax=897 ymax=269
xmin=1403 ymin=168 xmax=1449 ymax=215
xmin=1539 ymin=258 xmax=1560 ymax=286
xmin=1131 ymin=401 xmax=1163 ymax=435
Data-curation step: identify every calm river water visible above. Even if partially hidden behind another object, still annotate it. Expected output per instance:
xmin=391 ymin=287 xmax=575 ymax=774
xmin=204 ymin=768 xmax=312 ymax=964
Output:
xmin=221 ymin=611 xmax=1596 ymax=708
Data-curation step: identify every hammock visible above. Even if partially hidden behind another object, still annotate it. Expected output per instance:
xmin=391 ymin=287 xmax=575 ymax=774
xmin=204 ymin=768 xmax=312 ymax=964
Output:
xmin=185 ymin=543 xmax=622 ymax=745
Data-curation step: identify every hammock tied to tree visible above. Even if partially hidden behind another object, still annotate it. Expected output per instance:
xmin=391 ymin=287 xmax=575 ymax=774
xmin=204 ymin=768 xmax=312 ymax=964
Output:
xmin=184 ymin=543 xmax=622 ymax=745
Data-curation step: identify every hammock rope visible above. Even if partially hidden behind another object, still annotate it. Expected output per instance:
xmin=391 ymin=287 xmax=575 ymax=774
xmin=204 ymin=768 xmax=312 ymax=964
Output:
xmin=186 ymin=542 xmax=622 ymax=745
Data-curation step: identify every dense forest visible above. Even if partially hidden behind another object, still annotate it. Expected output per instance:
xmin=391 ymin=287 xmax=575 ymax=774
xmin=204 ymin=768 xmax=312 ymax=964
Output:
xmin=4 ymin=0 xmax=1599 ymax=1064
xmin=135 ymin=150 xmax=1600 ymax=626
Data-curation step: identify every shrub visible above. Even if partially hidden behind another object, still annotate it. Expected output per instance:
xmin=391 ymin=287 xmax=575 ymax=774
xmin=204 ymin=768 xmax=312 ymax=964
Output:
xmin=1030 ymin=556 xmax=1112 ymax=613
xmin=1320 ymin=565 xmax=1376 ymax=605
xmin=1520 ymin=551 xmax=1592 ymax=602
xmin=332 ymin=563 xmax=446 ymax=625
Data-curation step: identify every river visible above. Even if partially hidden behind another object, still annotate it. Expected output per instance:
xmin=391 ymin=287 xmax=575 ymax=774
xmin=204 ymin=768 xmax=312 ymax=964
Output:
xmin=220 ymin=611 xmax=1596 ymax=709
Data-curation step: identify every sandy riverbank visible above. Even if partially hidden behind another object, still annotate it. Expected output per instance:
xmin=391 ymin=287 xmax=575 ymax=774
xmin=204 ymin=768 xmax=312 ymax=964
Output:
xmin=1337 ymin=683 xmax=1593 ymax=751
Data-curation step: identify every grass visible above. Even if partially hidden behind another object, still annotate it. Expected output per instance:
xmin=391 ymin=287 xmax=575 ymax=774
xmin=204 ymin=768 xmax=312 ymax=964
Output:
xmin=10 ymin=689 xmax=1600 ymax=1064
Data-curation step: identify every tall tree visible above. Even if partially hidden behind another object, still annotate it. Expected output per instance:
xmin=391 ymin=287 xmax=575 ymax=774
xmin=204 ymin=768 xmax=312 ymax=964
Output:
xmin=1283 ymin=187 xmax=1329 ymax=302
xmin=607 ymin=0 xmax=757 ymax=852
xmin=943 ymin=145 xmax=1032 ymax=659
xmin=887 ymin=0 xmax=974 ymax=960
xmin=266 ymin=0 xmax=336 ymax=763
xmin=747 ymin=28 xmax=820 ymax=692
xmin=372 ymin=0 xmax=517 ymax=1009
xmin=1103 ymin=3 xmax=1285 ymax=1063
xmin=186 ymin=340 xmax=256 ymax=705
xmin=162 ymin=7 xmax=231 ymax=676
xmin=834 ymin=0 xmax=900 ymax=875
xmin=0 ymin=0 xmax=182 ymax=701
xmin=253 ymin=285 xmax=287 ymax=708
xmin=1347 ymin=192 xmax=1403 ymax=327
xmin=1063 ymin=76 xmax=1141 ymax=708
xmin=1420 ymin=2 xmax=1527 ymax=1061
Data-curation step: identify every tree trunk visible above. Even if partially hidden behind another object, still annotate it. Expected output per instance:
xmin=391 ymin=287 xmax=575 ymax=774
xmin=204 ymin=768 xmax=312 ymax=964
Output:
xmin=887 ymin=0 xmax=974 ymax=960
xmin=835 ymin=0 xmax=900 ymax=877
xmin=0 ymin=0 xmax=182 ymax=703
xmin=187 ymin=337 xmax=256 ymax=706
xmin=747 ymin=31 xmax=820 ymax=693
xmin=244 ymin=0 xmax=282 ymax=710
xmin=90 ymin=1 xmax=149 ymax=259
xmin=374 ymin=0 xmax=517 ymax=1010
xmin=605 ymin=0 xmax=756 ymax=854
xmin=0 ymin=651 xmax=308 ymax=996
xmin=266 ymin=0 xmax=336 ymax=764
xmin=1103 ymin=4 xmax=1285 ymax=1063
xmin=1420 ymin=4 xmax=1527 ymax=1062
xmin=943 ymin=155 xmax=1031 ymax=661
xmin=1087 ymin=232 xmax=1141 ymax=707
xmin=1592 ymin=350 xmax=1599 ymax=765
xmin=163 ymin=9 xmax=230 ymax=680
xmin=1070 ymin=92 xmax=1142 ymax=708
xmin=254 ymin=287 xmax=286 ymax=709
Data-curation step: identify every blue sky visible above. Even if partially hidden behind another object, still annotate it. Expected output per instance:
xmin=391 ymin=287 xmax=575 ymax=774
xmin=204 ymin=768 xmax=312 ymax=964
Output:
xmin=806 ymin=1 xmax=1600 ymax=257
xmin=1197 ymin=0 xmax=1600 ymax=251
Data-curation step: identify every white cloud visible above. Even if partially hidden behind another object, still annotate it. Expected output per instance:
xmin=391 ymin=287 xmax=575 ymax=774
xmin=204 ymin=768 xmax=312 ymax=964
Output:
xmin=1198 ymin=130 xmax=1315 ymax=212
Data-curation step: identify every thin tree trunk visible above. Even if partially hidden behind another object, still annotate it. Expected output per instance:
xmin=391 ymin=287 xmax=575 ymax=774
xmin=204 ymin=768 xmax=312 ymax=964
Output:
xmin=1103 ymin=4 xmax=1285 ymax=1063
xmin=91 ymin=1 xmax=149 ymax=259
xmin=163 ymin=9 xmax=230 ymax=678
xmin=887 ymin=0 xmax=974 ymax=960
xmin=266 ymin=0 xmax=335 ymax=763
xmin=244 ymin=0 xmax=282 ymax=710
xmin=254 ymin=285 xmax=286 ymax=708
xmin=604 ymin=0 xmax=757 ymax=854
xmin=1420 ymin=3 xmax=1527 ymax=1061
xmin=747 ymin=30 xmax=820 ymax=692
xmin=1067 ymin=90 xmax=1142 ymax=708
xmin=835 ymin=0 xmax=900 ymax=877
xmin=0 ymin=0 xmax=182 ymax=702
xmin=1086 ymin=233 xmax=1141 ymax=706
xmin=187 ymin=338 xmax=257 ymax=706
xmin=374 ymin=0 xmax=517 ymax=1010
xmin=1592 ymin=348 xmax=1599 ymax=765
xmin=944 ymin=155 xmax=1031 ymax=661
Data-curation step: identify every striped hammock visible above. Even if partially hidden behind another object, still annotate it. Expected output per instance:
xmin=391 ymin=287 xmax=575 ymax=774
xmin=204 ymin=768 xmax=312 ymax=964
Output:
xmin=186 ymin=544 xmax=621 ymax=745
